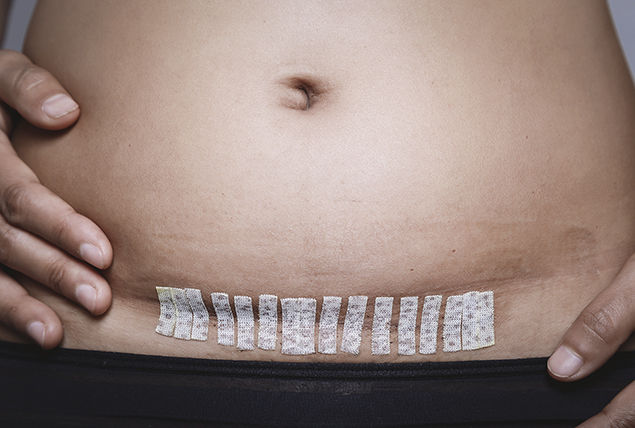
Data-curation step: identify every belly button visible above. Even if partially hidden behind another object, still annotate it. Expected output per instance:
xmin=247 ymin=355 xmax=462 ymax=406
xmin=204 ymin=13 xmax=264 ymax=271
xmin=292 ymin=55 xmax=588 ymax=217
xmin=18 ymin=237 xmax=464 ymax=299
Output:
xmin=277 ymin=76 xmax=325 ymax=111
xmin=279 ymin=84 xmax=311 ymax=110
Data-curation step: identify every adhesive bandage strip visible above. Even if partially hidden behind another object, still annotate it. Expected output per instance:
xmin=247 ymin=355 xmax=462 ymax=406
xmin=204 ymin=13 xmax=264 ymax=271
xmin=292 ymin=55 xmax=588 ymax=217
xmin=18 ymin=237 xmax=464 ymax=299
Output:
xmin=171 ymin=288 xmax=193 ymax=340
xmin=186 ymin=288 xmax=209 ymax=341
xmin=281 ymin=298 xmax=317 ymax=355
xmin=341 ymin=296 xmax=368 ymax=355
xmin=235 ymin=296 xmax=255 ymax=350
xmin=211 ymin=292 xmax=235 ymax=346
xmin=318 ymin=296 xmax=342 ymax=354
xmin=419 ymin=295 xmax=442 ymax=355
xmin=461 ymin=291 xmax=480 ymax=351
xmin=257 ymin=294 xmax=278 ymax=351
xmin=460 ymin=290 xmax=495 ymax=350
xmin=155 ymin=287 xmax=176 ymax=337
xmin=371 ymin=297 xmax=393 ymax=355
xmin=398 ymin=297 xmax=419 ymax=355
xmin=477 ymin=291 xmax=495 ymax=349
xmin=443 ymin=295 xmax=463 ymax=352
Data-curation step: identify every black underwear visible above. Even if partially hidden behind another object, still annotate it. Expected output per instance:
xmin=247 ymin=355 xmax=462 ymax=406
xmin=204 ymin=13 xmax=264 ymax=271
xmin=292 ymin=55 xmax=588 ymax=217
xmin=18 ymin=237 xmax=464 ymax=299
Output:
xmin=1 ymin=341 xmax=633 ymax=428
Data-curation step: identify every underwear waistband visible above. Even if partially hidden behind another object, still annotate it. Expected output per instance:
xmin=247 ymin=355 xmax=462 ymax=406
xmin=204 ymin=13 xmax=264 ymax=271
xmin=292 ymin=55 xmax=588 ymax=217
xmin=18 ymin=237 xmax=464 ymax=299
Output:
xmin=0 ymin=341 xmax=633 ymax=427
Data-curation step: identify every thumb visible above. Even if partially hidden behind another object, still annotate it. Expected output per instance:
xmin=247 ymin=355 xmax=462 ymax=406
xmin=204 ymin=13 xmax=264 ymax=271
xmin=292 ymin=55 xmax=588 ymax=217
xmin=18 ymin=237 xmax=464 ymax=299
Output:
xmin=0 ymin=50 xmax=79 ymax=133
xmin=548 ymin=254 xmax=635 ymax=381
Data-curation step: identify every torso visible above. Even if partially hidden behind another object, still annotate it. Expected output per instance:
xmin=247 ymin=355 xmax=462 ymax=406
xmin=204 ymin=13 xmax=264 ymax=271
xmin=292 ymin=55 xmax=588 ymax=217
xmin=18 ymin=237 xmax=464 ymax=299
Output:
xmin=5 ymin=0 xmax=635 ymax=362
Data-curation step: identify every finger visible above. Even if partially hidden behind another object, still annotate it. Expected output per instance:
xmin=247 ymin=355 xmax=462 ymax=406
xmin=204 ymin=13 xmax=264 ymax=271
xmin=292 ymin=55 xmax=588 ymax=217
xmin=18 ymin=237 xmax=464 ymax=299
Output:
xmin=576 ymin=380 xmax=635 ymax=428
xmin=0 ymin=136 xmax=113 ymax=270
xmin=0 ymin=268 xmax=63 ymax=349
xmin=0 ymin=213 xmax=111 ymax=315
xmin=548 ymin=253 xmax=635 ymax=381
xmin=0 ymin=49 xmax=79 ymax=132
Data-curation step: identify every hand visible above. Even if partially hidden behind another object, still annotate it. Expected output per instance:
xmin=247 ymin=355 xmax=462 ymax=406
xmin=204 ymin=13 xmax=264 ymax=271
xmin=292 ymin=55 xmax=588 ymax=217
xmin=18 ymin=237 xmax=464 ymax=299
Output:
xmin=0 ymin=50 xmax=112 ymax=349
xmin=548 ymin=253 xmax=635 ymax=426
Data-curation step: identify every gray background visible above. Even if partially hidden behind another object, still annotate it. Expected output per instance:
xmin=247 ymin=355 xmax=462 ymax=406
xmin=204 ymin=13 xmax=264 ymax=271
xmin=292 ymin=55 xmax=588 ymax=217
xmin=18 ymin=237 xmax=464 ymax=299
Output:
xmin=2 ymin=0 xmax=635 ymax=80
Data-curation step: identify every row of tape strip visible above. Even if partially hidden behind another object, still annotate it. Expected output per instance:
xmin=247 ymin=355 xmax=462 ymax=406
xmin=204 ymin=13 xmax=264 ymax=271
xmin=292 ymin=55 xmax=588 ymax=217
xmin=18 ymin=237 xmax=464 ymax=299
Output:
xmin=156 ymin=288 xmax=495 ymax=354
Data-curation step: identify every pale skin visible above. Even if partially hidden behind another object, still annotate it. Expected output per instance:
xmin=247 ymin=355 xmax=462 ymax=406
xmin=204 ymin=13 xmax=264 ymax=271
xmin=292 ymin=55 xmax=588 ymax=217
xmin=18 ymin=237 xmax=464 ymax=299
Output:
xmin=0 ymin=1 xmax=635 ymax=426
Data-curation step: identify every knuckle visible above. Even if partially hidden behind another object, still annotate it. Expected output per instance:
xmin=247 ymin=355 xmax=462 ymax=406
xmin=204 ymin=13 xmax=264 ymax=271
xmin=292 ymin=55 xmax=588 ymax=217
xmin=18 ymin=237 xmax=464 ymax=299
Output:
xmin=11 ymin=65 xmax=49 ymax=98
xmin=0 ymin=297 xmax=21 ymax=331
xmin=0 ymin=181 xmax=34 ymax=225
xmin=52 ymin=212 xmax=75 ymax=249
xmin=600 ymin=392 xmax=635 ymax=428
xmin=0 ymin=102 xmax=14 ymax=135
xmin=602 ymin=409 xmax=635 ymax=428
xmin=0 ymin=221 xmax=17 ymax=265
xmin=579 ymin=305 xmax=620 ymax=346
xmin=3 ymin=302 xmax=20 ymax=330
xmin=0 ymin=50 xmax=27 ymax=65
xmin=45 ymin=258 xmax=67 ymax=294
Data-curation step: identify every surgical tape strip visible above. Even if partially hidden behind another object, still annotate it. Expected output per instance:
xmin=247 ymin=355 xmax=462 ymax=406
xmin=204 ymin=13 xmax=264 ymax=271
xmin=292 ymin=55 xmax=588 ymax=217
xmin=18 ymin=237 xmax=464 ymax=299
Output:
xmin=235 ymin=296 xmax=255 ymax=350
xmin=281 ymin=298 xmax=317 ymax=355
xmin=318 ymin=296 xmax=342 ymax=354
xmin=477 ymin=291 xmax=495 ymax=348
xmin=461 ymin=291 xmax=480 ymax=351
xmin=211 ymin=292 xmax=235 ymax=346
xmin=398 ymin=296 xmax=419 ymax=355
xmin=443 ymin=295 xmax=463 ymax=352
xmin=186 ymin=288 xmax=209 ymax=341
xmin=419 ymin=295 xmax=442 ymax=354
xmin=460 ymin=291 xmax=495 ymax=350
xmin=155 ymin=287 xmax=176 ymax=337
xmin=341 ymin=296 xmax=368 ymax=355
xmin=371 ymin=297 xmax=393 ymax=355
xmin=258 ymin=294 xmax=278 ymax=350
xmin=171 ymin=288 xmax=193 ymax=340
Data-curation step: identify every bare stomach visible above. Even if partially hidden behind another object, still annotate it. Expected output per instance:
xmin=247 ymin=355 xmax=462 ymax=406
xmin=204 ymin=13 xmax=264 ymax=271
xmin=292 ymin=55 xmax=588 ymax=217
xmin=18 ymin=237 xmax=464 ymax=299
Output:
xmin=4 ymin=0 xmax=635 ymax=362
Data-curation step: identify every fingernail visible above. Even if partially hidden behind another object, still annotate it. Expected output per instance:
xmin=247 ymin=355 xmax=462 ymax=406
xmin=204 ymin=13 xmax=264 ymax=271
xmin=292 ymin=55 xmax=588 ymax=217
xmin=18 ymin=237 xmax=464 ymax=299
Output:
xmin=549 ymin=346 xmax=584 ymax=378
xmin=79 ymin=243 xmax=104 ymax=269
xmin=42 ymin=94 xmax=79 ymax=119
xmin=76 ymin=284 xmax=97 ymax=313
xmin=27 ymin=321 xmax=46 ymax=347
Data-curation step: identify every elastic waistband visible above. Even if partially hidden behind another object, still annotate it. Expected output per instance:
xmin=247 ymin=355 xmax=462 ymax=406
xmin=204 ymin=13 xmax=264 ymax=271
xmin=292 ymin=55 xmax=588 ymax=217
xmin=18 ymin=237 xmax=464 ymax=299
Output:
xmin=0 ymin=340 xmax=553 ymax=379
xmin=1 ymin=341 xmax=634 ymax=427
